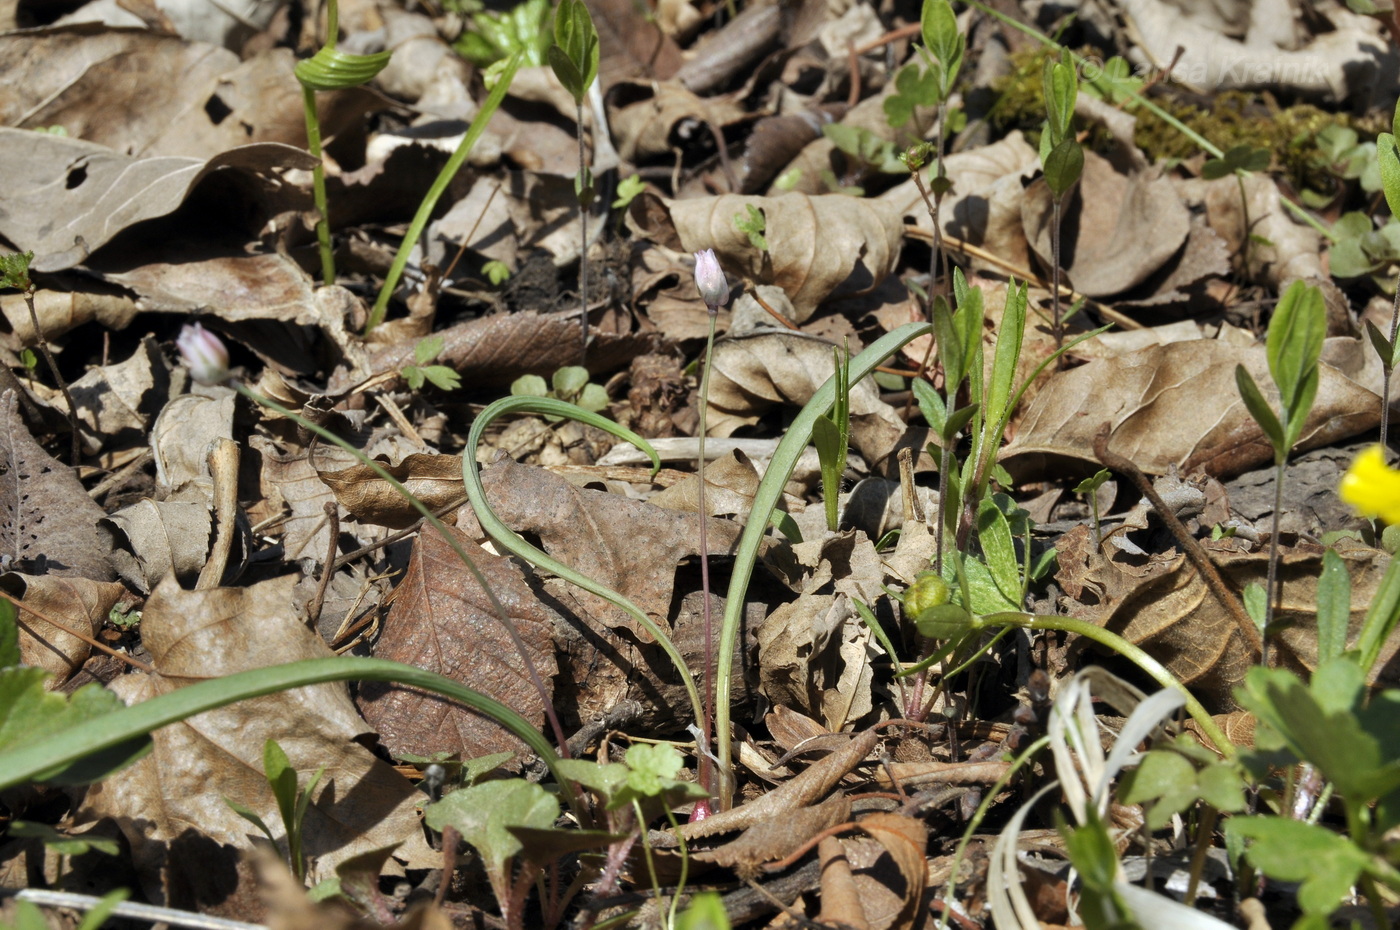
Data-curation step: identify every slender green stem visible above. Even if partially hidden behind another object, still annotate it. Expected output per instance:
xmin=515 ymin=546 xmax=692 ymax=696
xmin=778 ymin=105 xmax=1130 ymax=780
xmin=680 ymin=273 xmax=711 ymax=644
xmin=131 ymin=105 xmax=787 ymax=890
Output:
xmin=1384 ymin=278 xmax=1400 ymax=451
xmin=302 ymin=83 xmax=334 ymax=286
xmin=238 ymin=386 xmax=571 ymax=757
xmin=463 ymin=396 xmax=706 ymax=745
xmin=367 ymin=52 xmax=523 ymax=331
xmin=713 ymin=322 xmax=933 ymax=807
xmin=987 ymin=612 xmax=1233 ymax=756
xmin=696 ymin=311 xmax=718 ymax=800
xmin=1051 ymin=196 xmax=1064 ymax=349
xmin=577 ymin=100 xmax=590 ymax=363
xmin=1263 ymin=459 xmax=1285 ymax=667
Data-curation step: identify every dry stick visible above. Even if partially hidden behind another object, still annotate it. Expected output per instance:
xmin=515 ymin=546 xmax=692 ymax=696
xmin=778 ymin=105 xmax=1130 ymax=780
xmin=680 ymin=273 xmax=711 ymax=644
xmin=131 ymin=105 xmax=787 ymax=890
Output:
xmin=22 ymin=289 xmax=81 ymax=466
xmin=87 ymin=449 xmax=155 ymax=501
xmin=196 ymin=438 xmax=240 ymax=590
xmin=0 ymin=590 xmax=154 ymax=674
xmin=1092 ymin=424 xmax=1263 ymax=656
xmin=306 ymin=501 xmax=340 ymax=628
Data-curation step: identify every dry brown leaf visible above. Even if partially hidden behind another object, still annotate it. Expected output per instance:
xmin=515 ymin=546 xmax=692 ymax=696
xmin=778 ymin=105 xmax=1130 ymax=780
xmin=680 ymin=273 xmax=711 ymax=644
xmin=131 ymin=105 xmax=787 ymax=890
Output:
xmin=664 ymin=193 xmax=903 ymax=318
xmin=1178 ymin=172 xmax=1325 ymax=288
xmin=609 ymin=80 xmax=747 ymax=165
xmin=79 ymin=576 xmax=425 ymax=902
xmin=2 ymin=573 xmax=124 ymax=683
xmin=100 ymin=499 xmax=212 ymax=594
xmin=1055 ymin=526 xmax=1400 ymax=710
xmin=1021 ymin=151 xmax=1190 ymax=297
xmin=0 ymin=289 xmax=138 ymax=344
xmin=356 ymin=524 xmax=557 ymax=760
xmin=696 ymin=794 xmax=851 ymax=874
xmin=590 ymin=0 xmax=684 ymax=87
xmin=854 ymin=812 xmax=927 ymax=930
xmin=0 ymin=129 xmax=315 ymax=272
xmin=1001 ymin=339 xmax=1379 ymax=481
xmin=817 ymin=835 xmax=871 ymax=930
xmin=318 ymin=453 xmax=465 ymax=529
xmin=706 ymin=331 xmax=906 ymax=468
xmin=678 ymin=728 xmax=880 ymax=840
xmin=0 ymin=390 xmax=113 ymax=581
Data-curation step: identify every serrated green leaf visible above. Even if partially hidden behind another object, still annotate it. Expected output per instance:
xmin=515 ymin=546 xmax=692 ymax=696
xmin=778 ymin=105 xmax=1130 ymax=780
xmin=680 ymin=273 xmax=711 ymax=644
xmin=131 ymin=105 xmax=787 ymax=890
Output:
xmin=1196 ymin=762 xmax=1247 ymax=813
xmin=295 ymin=47 xmax=392 ymax=92
xmin=1234 ymin=365 xmax=1285 ymax=462
xmin=1227 ymin=816 xmax=1370 ymax=916
xmin=1044 ymin=138 xmax=1083 ymax=197
xmin=422 ymin=366 xmax=461 ymax=392
xmin=1120 ymin=749 xmax=1197 ymax=829
xmin=415 ymin=335 xmax=444 ymax=366
xmin=0 ymin=666 xmax=151 ymax=784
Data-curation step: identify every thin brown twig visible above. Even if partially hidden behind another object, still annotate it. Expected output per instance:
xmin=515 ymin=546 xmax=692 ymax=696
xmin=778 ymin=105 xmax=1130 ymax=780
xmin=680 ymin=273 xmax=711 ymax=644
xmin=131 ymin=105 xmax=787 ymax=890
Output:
xmin=306 ymin=501 xmax=340 ymax=628
xmin=330 ymin=493 xmax=468 ymax=572
xmin=1092 ymin=423 xmax=1262 ymax=656
xmin=0 ymin=589 xmax=153 ymax=674
xmin=22 ymin=290 xmax=81 ymax=466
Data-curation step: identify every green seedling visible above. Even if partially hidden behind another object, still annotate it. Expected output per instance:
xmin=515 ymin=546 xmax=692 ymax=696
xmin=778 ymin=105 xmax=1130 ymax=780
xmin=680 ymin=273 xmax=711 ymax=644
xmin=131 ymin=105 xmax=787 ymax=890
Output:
xmin=0 ymin=250 xmax=79 ymax=465
xmin=547 ymin=0 xmax=600 ymax=361
xmin=1074 ymin=467 xmax=1111 ymax=545
xmin=1302 ymin=124 xmax=1381 ymax=207
xmin=1235 ymin=279 xmax=1326 ymax=658
xmin=367 ymin=53 xmax=522 ymax=331
xmin=451 ymin=0 xmax=552 ymax=67
xmin=483 ymin=259 xmax=512 ymax=285
xmin=883 ymin=61 xmax=941 ymax=129
xmin=1371 ymin=97 xmax=1400 ymax=450
xmin=107 ymin=605 xmax=140 ymax=629
xmin=732 ymin=204 xmax=768 ymax=251
xmin=813 ymin=344 xmax=851 ymax=532
xmin=611 ymin=174 xmax=646 ymax=211
xmin=225 ymin=738 xmax=325 ymax=883
xmin=295 ymin=0 xmax=392 ymax=287
xmin=1326 ymin=212 xmax=1400 ymax=289
xmin=509 ymin=365 xmax=608 ymax=417
xmin=1203 ymin=144 xmax=1272 ymax=279
xmin=1038 ymin=50 xmax=1084 ymax=349
xmin=1080 ymin=55 xmax=1143 ymax=107
xmin=400 ymin=335 xmax=462 ymax=392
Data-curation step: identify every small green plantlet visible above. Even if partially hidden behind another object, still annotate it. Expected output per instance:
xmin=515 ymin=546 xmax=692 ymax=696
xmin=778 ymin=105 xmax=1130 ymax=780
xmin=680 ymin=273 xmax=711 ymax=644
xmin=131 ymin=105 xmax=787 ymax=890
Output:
xmin=482 ymin=259 xmax=512 ymax=285
xmin=295 ymin=0 xmax=393 ymax=287
xmin=225 ymin=738 xmax=325 ymax=884
xmin=1080 ymin=55 xmax=1143 ymax=107
xmin=0 ymin=250 xmax=33 ymax=290
xmin=611 ymin=174 xmax=646 ymax=210
xmin=883 ymin=62 xmax=941 ymax=129
xmin=1074 ymin=468 xmax=1111 ymax=545
xmin=452 ymin=0 xmax=552 ymax=67
xmin=18 ymin=347 xmax=36 ymax=370
xmin=548 ymin=0 xmax=600 ymax=361
xmin=733 ymin=204 xmax=768 ymax=251
xmin=509 ymin=365 xmax=608 ymax=418
xmin=823 ymin=123 xmax=906 ymax=176
xmin=1234 ymin=278 xmax=1325 ymax=663
xmin=400 ymin=335 xmax=462 ymax=392
xmin=812 ymin=345 xmax=851 ymax=532
xmin=1324 ymin=212 xmax=1400 ymax=288
xmin=107 ymin=605 xmax=141 ymax=629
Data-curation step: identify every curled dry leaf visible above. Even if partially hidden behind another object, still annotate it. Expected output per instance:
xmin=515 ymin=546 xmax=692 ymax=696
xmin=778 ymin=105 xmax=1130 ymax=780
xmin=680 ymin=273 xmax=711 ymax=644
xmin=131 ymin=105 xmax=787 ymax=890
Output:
xmin=854 ymin=812 xmax=928 ymax=930
xmin=357 ymin=525 xmax=557 ymax=760
xmin=1001 ymin=339 xmax=1379 ymax=481
xmin=318 ymin=453 xmax=466 ymax=529
xmin=79 ymin=576 xmax=425 ymax=900
xmin=664 ymin=193 xmax=904 ymax=319
xmin=1021 ymin=150 xmax=1190 ymax=297
xmin=1055 ymin=526 xmax=1400 ymax=710
xmin=608 ymin=80 xmax=746 ymax=165
xmin=705 ymin=331 xmax=906 ymax=467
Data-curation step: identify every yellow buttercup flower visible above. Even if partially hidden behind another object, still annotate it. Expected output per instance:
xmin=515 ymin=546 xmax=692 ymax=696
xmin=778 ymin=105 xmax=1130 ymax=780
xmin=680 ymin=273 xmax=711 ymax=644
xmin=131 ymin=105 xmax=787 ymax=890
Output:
xmin=1339 ymin=446 xmax=1400 ymax=524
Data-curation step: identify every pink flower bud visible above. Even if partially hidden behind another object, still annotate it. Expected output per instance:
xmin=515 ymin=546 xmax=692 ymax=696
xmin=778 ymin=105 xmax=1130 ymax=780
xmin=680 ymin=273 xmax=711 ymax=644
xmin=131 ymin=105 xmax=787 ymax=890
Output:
xmin=177 ymin=322 xmax=230 ymax=385
xmin=693 ymin=248 xmax=730 ymax=310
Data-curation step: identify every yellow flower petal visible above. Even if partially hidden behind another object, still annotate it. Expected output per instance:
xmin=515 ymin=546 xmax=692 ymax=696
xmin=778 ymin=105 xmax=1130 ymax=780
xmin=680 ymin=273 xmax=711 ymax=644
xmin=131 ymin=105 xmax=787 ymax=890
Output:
xmin=1339 ymin=446 xmax=1400 ymax=524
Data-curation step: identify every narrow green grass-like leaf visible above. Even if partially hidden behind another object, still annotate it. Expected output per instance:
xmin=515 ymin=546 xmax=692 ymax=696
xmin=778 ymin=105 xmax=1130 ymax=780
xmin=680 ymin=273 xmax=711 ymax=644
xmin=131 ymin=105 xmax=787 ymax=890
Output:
xmin=1358 ymin=552 xmax=1400 ymax=675
xmin=0 ymin=657 xmax=566 ymax=797
xmin=1316 ymin=549 xmax=1351 ymax=666
xmin=0 ymin=597 xmax=18 ymax=668
xmin=1235 ymin=365 xmax=1285 ymax=462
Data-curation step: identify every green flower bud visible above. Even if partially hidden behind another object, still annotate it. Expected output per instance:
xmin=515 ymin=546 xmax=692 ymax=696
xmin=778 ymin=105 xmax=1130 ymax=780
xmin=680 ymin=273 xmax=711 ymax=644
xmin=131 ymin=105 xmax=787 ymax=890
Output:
xmin=903 ymin=571 xmax=950 ymax=617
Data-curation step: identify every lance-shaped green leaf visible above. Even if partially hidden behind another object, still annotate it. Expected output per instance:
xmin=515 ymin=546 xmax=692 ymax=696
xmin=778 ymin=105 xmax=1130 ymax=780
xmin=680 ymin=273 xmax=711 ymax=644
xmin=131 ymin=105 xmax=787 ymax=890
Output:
xmin=1235 ymin=364 xmax=1286 ymax=462
xmin=548 ymin=0 xmax=599 ymax=105
xmin=1042 ymin=54 xmax=1077 ymax=147
xmin=1265 ymin=280 xmax=1325 ymax=447
xmin=1044 ymin=137 xmax=1083 ymax=197
xmin=920 ymin=0 xmax=963 ymax=96
xmin=1316 ymin=549 xmax=1351 ymax=666
xmin=1378 ymin=131 xmax=1400 ymax=221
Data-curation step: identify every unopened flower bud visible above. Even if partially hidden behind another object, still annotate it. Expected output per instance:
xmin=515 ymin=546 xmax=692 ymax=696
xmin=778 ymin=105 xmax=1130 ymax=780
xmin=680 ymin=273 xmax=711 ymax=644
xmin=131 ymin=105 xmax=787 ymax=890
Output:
xmin=177 ymin=322 xmax=230 ymax=385
xmin=693 ymin=248 xmax=730 ymax=311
